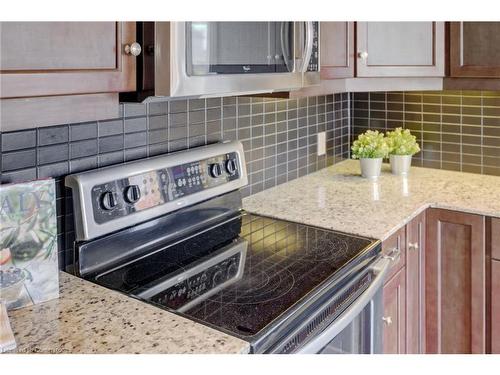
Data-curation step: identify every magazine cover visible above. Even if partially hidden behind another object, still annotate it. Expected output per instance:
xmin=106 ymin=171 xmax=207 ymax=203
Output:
xmin=0 ymin=179 xmax=59 ymax=310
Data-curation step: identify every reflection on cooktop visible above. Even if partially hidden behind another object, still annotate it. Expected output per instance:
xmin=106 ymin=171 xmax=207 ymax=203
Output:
xmin=207 ymin=259 xmax=295 ymax=305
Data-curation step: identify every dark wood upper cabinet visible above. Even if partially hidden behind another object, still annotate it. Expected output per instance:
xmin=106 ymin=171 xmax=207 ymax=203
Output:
xmin=0 ymin=22 xmax=137 ymax=99
xmin=405 ymin=211 xmax=426 ymax=354
xmin=356 ymin=22 xmax=445 ymax=77
xmin=319 ymin=22 xmax=354 ymax=79
xmin=449 ymin=22 xmax=500 ymax=78
xmin=426 ymin=209 xmax=486 ymax=354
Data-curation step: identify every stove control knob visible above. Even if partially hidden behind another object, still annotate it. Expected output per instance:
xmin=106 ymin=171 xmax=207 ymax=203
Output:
xmin=100 ymin=191 xmax=118 ymax=211
xmin=209 ymin=163 xmax=223 ymax=178
xmin=124 ymin=185 xmax=141 ymax=204
xmin=212 ymin=267 xmax=224 ymax=287
xmin=225 ymin=159 xmax=237 ymax=176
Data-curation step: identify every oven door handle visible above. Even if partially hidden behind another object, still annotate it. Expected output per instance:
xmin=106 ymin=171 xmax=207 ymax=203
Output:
xmin=296 ymin=256 xmax=392 ymax=354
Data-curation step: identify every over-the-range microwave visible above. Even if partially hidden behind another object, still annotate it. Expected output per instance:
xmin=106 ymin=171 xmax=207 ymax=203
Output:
xmin=121 ymin=22 xmax=320 ymax=101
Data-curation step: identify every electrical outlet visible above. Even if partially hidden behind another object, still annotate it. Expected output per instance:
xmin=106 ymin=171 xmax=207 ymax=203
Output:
xmin=317 ymin=132 xmax=326 ymax=156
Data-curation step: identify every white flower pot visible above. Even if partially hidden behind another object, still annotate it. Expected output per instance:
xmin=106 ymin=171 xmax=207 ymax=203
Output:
xmin=359 ymin=158 xmax=383 ymax=179
xmin=390 ymin=154 xmax=412 ymax=176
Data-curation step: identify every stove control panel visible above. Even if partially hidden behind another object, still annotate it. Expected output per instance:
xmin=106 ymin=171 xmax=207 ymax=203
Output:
xmin=66 ymin=141 xmax=248 ymax=241
xmin=90 ymin=152 xmax=241 ymax=224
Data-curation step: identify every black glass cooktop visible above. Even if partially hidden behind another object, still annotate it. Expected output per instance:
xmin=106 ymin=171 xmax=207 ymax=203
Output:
xmin=93 ymin=212 xmax=377 ymax=339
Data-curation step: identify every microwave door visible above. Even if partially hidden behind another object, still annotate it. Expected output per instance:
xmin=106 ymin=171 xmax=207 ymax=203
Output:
xmin=187 ymin=22 xmax=291 ymax=75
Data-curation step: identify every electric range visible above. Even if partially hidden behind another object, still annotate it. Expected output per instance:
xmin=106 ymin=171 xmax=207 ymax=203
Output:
xmin=66 ymin=141 xmax=385 ymax=353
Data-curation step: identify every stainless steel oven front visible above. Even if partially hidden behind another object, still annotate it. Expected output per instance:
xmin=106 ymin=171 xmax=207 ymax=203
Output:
xmin=269 ymin=255 xmax=392 ymax=354
xmin=144 ymin=22 xmax=320 ymax=98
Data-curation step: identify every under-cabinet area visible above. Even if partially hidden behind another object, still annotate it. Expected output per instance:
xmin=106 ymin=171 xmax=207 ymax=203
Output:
xmin=1 ymin=17 xmax=500 ymax=358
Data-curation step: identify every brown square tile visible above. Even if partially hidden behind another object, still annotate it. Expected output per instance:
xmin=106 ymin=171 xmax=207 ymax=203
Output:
xmin=422 ymin=94 xmax=441 ymax=104
xmin=441 ymin=161 xmax=461 ymax=171
xmin=462 ymin=154 xmax=482 ymax=165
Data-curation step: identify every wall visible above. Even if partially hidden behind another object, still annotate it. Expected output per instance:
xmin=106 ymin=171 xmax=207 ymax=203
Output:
xmin=0 ymin=93 xmax=351 ymax=268
xmin=351 ymin=90 xmax=500 ymax=176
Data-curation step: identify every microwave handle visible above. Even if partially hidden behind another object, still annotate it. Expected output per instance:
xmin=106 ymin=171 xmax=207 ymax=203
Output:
xmin=280 ymin=22 xmax=293 ymax=72
xmin=300 ymin=22 xmax=314 ymax=73
xmin=295 ymin=255 xmax=391 ymax=353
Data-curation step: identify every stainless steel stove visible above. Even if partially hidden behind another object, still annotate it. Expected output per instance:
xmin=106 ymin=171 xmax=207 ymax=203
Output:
xmin=65 ymin=141 xmax=391 ymax=354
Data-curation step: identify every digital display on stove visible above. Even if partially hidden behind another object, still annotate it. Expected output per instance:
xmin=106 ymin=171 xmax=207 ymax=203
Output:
xmin=170 ymin=161 xmax=206 ymax=199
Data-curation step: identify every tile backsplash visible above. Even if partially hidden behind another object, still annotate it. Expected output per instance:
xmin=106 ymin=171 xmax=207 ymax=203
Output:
xmin=6 ymin=88 xmax=499 ymax=270
xmin=351 ymin=91 xmax=500 ymax=176
xmin=0 ymin=93 xmax=350 ymax=267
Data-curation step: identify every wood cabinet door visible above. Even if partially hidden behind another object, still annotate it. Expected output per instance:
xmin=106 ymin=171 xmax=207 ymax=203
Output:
xmin=319 ymin=22 xmax=354 ymax=79
xmin=406 ymin=211 xmax=426 ymax=354
xmin=491 ymin=218 xmax=500 ymax=261
xmin=449 ymin=22 xmax=500 ymax=78
xmin=492 ymin=260 xmax=500 ymax=354
xmin=426 ymin=209 xmax=486 ymax=353
xmin=383 ymin=266 xmax=407 ymax=354
xmin=0 ymin=22 xmax=136 ymax=98
xmin=356 ymin=22 xmax=445 ymax=77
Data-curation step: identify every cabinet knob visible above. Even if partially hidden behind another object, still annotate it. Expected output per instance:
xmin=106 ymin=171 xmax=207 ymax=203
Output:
xmin=358 ymin=51 xmax=368 ymax=60
xmin=382 ymin=316 xmax=393 ymax=326
xmin=408 ymin=242 xmax=419 ymax=251
xmin=124 ymin=42 xmax=142 ymax=57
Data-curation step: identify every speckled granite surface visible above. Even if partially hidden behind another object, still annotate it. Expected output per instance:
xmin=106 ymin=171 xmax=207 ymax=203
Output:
xmin=5 ymin=272 xmax=250 ymax=354
xmin=243 ymin=160 xmax=500 ymax=241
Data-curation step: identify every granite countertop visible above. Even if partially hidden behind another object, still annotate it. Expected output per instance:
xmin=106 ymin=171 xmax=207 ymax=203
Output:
xmin=6 ymin=272 xmax=250 ymax=354
xmin=243 ymin=160 xmax=500 ymax=241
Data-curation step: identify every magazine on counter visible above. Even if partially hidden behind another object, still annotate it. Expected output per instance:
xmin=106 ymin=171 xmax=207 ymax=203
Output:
xmin=0 ymin=179 xmax=59 ymax=310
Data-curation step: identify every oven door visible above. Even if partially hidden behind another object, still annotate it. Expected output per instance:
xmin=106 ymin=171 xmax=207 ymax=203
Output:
xmin=297 ymin=257 xmax=390 ymax=354
xmin=163 ymin=22 xmax=318 ymax=97
xmin=314 ymin=288 xmax=383 ymax=354
xmin=269 ymin=255 xmax=391 ymax=354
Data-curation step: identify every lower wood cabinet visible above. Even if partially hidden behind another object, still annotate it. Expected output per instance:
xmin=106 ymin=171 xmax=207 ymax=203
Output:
xmin=425 ymin=208 xmax=486 ymax=354
xmin=492 ymin=260 xmax=500 ymax=354
xmin=382 ymin=213 xmax=425 ymax=354
xmin=405 ymin=211 xmax=426 ymax=354
xmin=383 ymin=266 xmax=406 ymax=354
xmin=381 ymin=208 xmax=497 ymax=354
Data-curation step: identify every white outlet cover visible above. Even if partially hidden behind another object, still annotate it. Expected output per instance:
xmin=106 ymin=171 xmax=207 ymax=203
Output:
xmin=317 ymin=132 xmax=326 ymax=156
